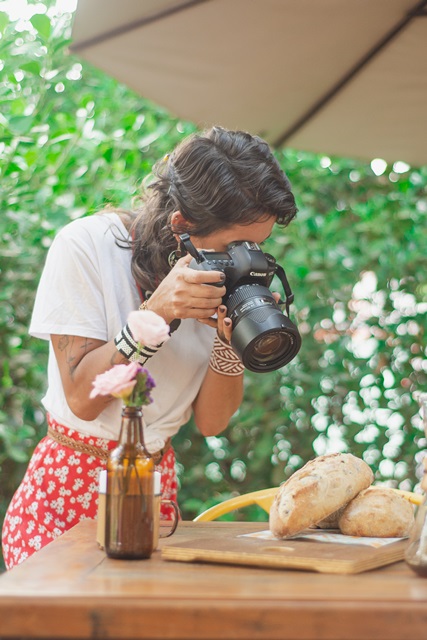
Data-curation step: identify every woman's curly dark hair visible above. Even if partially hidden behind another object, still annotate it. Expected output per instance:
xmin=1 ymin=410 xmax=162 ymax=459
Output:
xmin=126 ymin=126 xmax=297 ymax=293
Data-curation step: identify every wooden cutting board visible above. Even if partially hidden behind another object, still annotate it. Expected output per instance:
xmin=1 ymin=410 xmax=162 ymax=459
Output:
xmin=161 ymin=529 xmax=408 ymax=574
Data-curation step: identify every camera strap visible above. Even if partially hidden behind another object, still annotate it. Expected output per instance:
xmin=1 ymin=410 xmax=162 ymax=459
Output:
xmin=275 ymin=264 xmax=294 ymax=317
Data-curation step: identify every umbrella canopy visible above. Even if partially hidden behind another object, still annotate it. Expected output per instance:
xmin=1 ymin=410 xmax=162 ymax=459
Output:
xmin=70 ymin=0 xmax=427 ymax=166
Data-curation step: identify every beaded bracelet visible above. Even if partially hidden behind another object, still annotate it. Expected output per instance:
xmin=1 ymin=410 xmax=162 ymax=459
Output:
xmin=114 ymin=301 xmax=164 ymax=364
xmin=209 ymin=335 xmax=245 ymax=376
xmin=114 ymin=323 xmax=162 ymax=365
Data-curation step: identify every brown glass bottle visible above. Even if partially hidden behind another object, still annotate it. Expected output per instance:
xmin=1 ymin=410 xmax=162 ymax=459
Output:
xmin=105 ymin=406 xmax=154 ymax=559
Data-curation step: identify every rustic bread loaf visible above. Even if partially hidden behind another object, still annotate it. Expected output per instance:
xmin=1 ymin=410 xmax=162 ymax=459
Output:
xmin=338 ymin=486 xmax=415 ymax=537
xmin=269 ymin=453 xmax=374 ymax=539
xmin=315 ymin=504 xmax=347 ymax=529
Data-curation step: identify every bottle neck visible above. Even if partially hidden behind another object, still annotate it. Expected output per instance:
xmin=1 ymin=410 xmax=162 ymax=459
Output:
xmin=118 ymin=406 xmax=145 ymax=447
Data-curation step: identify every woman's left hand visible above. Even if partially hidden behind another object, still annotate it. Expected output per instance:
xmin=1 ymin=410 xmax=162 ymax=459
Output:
xmin=198 ymin=291 xmax=282 ymax=344
xmin=198 ymin=304 xmax=232 ymax=343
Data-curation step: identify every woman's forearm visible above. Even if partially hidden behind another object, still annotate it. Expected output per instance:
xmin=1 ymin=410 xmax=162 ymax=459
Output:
xmin=192 ymin=367 xmax=244 ymax=436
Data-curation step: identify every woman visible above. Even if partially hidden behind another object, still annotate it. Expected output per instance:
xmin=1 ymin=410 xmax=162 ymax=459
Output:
xmin=2 ymin=126 xmax=297 ymax=568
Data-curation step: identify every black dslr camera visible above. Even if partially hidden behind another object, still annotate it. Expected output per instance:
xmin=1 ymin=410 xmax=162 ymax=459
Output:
xmin=180 ymin=233 xmax=301 ymax=373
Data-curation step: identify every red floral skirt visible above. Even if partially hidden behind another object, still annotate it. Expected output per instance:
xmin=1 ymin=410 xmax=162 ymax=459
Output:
xmin=2 ymin=415 xmax=178 ymax=570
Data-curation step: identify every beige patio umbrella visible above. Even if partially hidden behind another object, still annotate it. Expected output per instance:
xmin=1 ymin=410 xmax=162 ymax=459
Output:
xmin=70 ymin=0 xmax=427 ymax=166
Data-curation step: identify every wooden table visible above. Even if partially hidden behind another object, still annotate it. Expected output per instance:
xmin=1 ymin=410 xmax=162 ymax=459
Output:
xmin=0 ymin=520 xmax=426 ymax=640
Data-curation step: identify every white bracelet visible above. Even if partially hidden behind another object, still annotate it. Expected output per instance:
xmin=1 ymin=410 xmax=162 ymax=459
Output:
xmin=209 ymin=335 xmax=245 ymax=376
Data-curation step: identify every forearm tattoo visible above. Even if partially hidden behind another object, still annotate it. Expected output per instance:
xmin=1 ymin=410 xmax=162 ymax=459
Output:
xmin=110 ymin=349 xmax=129 ymax=366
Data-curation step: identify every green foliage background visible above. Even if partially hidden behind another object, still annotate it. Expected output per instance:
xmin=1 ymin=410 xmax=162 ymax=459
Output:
xmin=1 ymin=3 xmax=426 ymax=565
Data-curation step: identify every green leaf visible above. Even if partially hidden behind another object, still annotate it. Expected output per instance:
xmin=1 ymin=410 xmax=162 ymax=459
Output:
xmin=19 ymin=60 xmax=42 ymax=76
xmin=53 ymin=38 xmax=72 ymax=55
xmin=7 ymin=115 xmax=34 ymax=135
xmin=0 ymin=11 xmax=9 ymax=33
xmin=30 ymin=14 xmax=51 ymax=40
xmin=1 ymin=363 xmax=13 ymax=388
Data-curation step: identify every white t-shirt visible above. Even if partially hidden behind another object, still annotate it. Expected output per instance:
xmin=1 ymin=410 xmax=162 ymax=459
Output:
xmin=30 ymin=213 xmax=215 ymax=453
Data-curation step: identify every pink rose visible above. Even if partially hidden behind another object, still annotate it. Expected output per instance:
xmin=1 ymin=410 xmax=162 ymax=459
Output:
xmin=90 ymin=362 xmax=142 ymax=400
xmin=128 ymin=309 xmax=170 ymax=347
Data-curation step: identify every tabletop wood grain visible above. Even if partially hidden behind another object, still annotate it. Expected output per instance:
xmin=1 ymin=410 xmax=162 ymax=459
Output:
xmin=0 ymin=519 xmax=426 ymax=640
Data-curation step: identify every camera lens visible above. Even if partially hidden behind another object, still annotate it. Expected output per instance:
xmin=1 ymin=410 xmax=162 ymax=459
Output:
xmin=226 ymin=284 xmax=301 ymax=373
xmin=252 ymin=333 xmax=287 ymax=358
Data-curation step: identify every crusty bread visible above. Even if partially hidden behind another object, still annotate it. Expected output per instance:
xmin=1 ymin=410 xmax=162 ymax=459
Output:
xmin=338 ymin=486 xmax=415 ymax=538
xmin=269 ymin=453 xmax=374 ymax=539
xmin=315 ymin=504 xmax=347 ymax=529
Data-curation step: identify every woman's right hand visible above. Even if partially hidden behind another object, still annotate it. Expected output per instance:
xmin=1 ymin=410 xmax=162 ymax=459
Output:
xmin=146 ymin=253 xmax=226 ymax=323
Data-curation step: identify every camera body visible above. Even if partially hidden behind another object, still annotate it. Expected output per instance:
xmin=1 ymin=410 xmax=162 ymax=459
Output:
xmin=185 ymin=238 xmax=276 ymax=294
xmin=180 ymin=234 xmax=301 ymax=373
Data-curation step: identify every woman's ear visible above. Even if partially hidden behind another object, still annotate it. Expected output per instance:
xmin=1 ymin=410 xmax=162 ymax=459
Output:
xmin=170 ymin=211 xmax=191 ymax=236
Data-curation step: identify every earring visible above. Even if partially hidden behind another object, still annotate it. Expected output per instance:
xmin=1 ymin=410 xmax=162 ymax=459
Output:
xmin=168 ymin=247 xmax=182 ymax=268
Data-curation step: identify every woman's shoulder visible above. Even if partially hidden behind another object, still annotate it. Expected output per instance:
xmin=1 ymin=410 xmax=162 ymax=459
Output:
xmin=56 ymin=212 xmax=129 ymax=245
xmin=58 ymin=211 xmax=124 ymax=232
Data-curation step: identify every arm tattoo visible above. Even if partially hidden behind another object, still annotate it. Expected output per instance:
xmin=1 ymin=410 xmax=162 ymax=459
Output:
xmin=110 ymin=350 xmax=128 ymax=366
xmin=57 ymin=335 xmax=95 ymax=380
xmin=80 ymin=338 xmax=95 ymax=356
xmin=57 ymin=335 xmax=70 ymax=351
xmin=66 ymin=338 xmax=77 ymax=379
